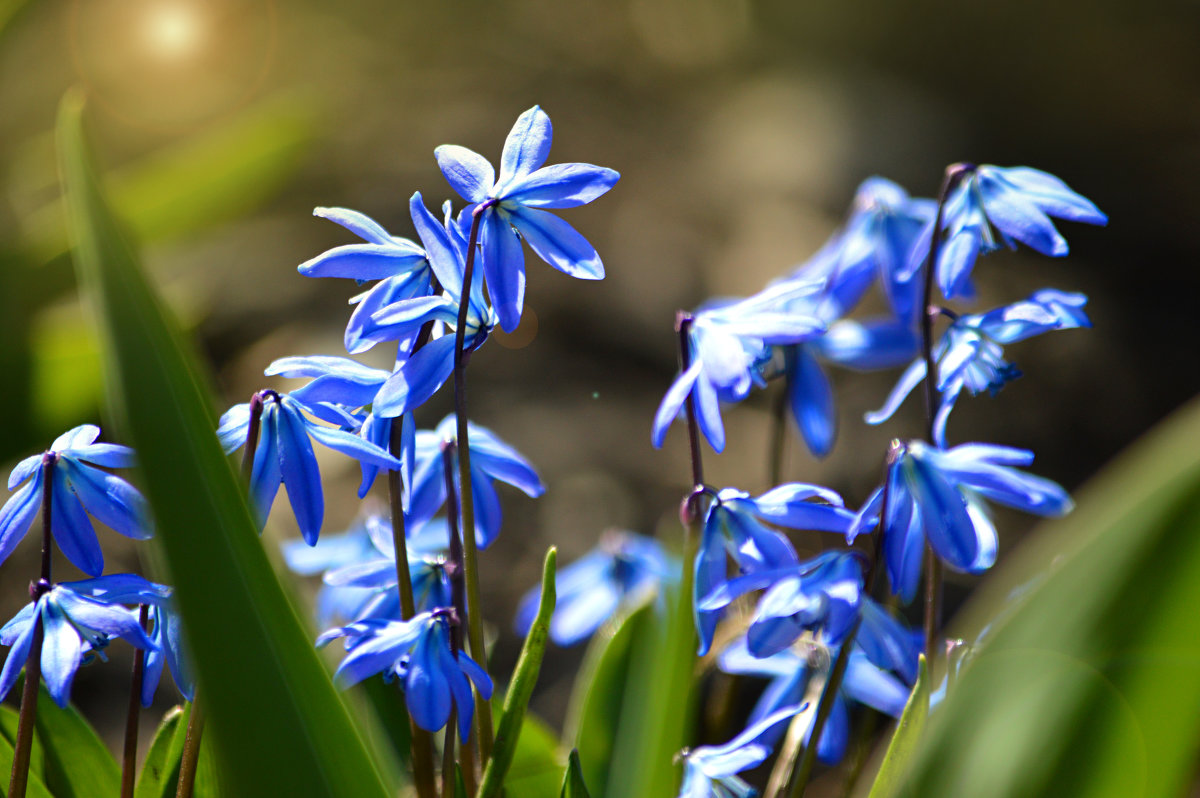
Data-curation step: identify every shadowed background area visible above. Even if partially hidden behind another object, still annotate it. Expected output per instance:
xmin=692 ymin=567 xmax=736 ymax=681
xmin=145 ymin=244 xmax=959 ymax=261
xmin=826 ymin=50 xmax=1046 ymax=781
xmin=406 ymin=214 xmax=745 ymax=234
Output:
xmin=0 ymin=0 xmax=1197 ymax=784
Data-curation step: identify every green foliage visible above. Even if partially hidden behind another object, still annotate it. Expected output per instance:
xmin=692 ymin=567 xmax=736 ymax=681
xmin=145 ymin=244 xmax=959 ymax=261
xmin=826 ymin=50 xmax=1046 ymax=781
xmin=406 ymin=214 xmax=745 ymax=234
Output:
xmin=559 ymin=750 xmax=592 ymax=798
xmin=497 ymin=713 xmax=563 ymax=798
xmin=479 ymin=547 xmax=557 ymax=798
xmin=135 ymin=704 xmax=219 ymax=798
xmin=57 ymin=90 xmax=394 ymax=798
xmin=893 ymin=395 xmax=1200 ymax=797
xmin=867 ymin=655 xmax=929 ymax=798
xmin=0 ymin=703 xmax=50 ymax=796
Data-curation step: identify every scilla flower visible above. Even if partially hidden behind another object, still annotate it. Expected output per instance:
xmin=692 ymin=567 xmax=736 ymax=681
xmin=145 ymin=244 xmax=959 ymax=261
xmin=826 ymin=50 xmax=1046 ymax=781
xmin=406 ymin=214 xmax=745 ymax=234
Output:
xmin=0 ymin=425 xmax=151 ymax=576
xmin=0 ymin=578 xmax=159 ymax=707
xmin=676 ymin=703 xmax=805 ymax=798
xmin=318 ymin=609 xmax=492 ymax=738
xmin=435 ymin=106 xmax=620 ymax=332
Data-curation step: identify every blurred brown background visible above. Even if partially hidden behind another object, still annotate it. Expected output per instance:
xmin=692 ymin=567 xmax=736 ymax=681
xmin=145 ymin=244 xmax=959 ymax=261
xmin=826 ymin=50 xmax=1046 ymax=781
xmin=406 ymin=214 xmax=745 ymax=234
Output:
xmin=0 ymin=0 xmax=1197 ymax=759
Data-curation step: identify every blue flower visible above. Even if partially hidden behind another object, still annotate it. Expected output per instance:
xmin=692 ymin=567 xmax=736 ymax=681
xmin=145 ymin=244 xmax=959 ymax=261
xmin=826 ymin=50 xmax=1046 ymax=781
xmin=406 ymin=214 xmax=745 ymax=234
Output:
xmin=66 ymin=574 xmax=194 ymax=704
xmin=700 ymin=550 xmax=864 ymax=658
xmin=0 ymin=579 xmax=159 ymax=707
xmin=405 ymin=415 xmax=544 ymax=550
xmin=318 ymin=610 xmax=492 ymax=738
xmin=852 ymin=440 xmax=1073 ymax=602
xmin=217 ymin=390 xmax=401 ymax=544
xmin=652 ymin=281 xmax=827 ymax=453
xmin=866 ymin=289 xmax=1091 ymax=445
xmin=693 ymin=485 xmax=854 ymax=655
xmin=906 ymin=165 xmax=1107 ymax=299
xmin=435 ymin=106 xmax=620 ymax=332
xmin=369 ymin=194 xmax=498 ymax=418
xmin=297 ymin=207 xmax=438 ymax=354
xmin=514 ymin=531 xmax=674 ymax=646
xmin=0 ymin=425 xmax=151 ymax=576
xmin=677 ymin=703 xmax=805 ymax=798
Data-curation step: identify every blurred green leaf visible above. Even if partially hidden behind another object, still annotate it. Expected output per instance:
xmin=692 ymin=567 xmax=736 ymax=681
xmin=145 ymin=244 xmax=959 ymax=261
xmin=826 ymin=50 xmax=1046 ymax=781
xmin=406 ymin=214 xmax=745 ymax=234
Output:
xmin=33 ymin=685 xmax=120 ymax=798
xmin=28 ymin=93 xmax=315 ymax=262
xmin=559 ymin=749 xmax=592 ymax=798
xmin=480 ymin=547 xmax=557 ymax=798
xmin=455 ymin=765 xmax=468 ymax=798
xmin=0 ymin=703 xmax=53 ymax=798
xmin=867 ymin=655 xmax=928 ymax=798
xmin=500 ymin=714 xmax=564 ymax=798
xmin=896 ymin=395 xmax=1200 ymax=797
xmin=605 ymin=553 xmax=696 ymax=798
xmin=57 ymin=89 xmax=393 ymax=798
xmin=135 ymin=703 xmax=219 ymax=798
xmin=30 ymin=305 xmax=103 ymax=432
xmin=563 ymin=599 xmax=652 ymax=797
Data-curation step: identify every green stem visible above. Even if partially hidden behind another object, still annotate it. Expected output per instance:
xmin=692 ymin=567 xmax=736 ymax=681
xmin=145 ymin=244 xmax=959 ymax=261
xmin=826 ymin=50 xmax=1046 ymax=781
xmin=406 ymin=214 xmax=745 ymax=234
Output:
xmin=175 ymin=699 xmax=204 ymax=798
xmin=452 ymin=200 xmax=497 ymax=764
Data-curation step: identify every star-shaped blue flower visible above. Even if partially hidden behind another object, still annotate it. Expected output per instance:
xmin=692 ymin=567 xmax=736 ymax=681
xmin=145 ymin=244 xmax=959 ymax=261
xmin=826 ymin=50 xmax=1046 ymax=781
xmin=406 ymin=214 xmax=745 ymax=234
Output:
xmin=866 ymin=289 xmax=1091 ymax=445
xmin=0 ymin=578 xmax=159 ymax=707
xmin=435 ymin=106 xmax=620 ymax=332
xmin=318 ymin=609 xmax=492 ymax=738
xmin=0 ymin=425 xmax=151 ymax=576
xmin=514 ymin=530 xmax=674 ymax=646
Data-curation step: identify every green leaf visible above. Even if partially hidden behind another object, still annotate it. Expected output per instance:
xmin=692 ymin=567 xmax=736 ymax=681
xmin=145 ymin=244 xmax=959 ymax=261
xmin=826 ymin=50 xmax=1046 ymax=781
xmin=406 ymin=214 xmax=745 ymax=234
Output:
xmin=563 ymin=599 xmax=652 ymax=797
xmin=559 ymin=749 xmax=592 ymax=798
xmin=32 ymin=685 xmax=120 ymax=798
xmin=135 ymin=705 xmax=184 ymax=798
xmin=57 ymin=90 xmax=394 ymax=798
xmin=499 ymin=714 xmax=564 ymax=798
xmin=604 ymin=541 xmax=696 ymax=798
xmin=454 ymin=765 xmax=468 ymax=798
xmin=478 ymin=547 xmax=557 ymax=798
xmin=866 ymin=655 xmax=929 ymax=798
xmin=0 ymin=705 xmax=53 ymax=798
xmin=895 ymin=394 xmax=1200 ymax=797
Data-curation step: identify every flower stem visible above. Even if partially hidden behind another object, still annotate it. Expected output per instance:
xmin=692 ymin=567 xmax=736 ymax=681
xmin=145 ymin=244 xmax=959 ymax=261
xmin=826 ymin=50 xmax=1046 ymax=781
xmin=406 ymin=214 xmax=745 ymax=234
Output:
xmin=121 ymin=604 xmax=151 ymax=798
xmin=8 ymin=454 xmax=56 ymax=798
xmin=452 ymin=200 xmax=498 ymax=765
xmin=917 ymin=163 xmax=971 ymax=657
xmin=175 ymin=700 xmax=204 ymax=798
xmin=769 ymin=383 xmax=787 ymax=488
xmin=675 ymin=312 xmax=705 ymax=489
xmin=441 ymin=442 xmax=478 ymax=792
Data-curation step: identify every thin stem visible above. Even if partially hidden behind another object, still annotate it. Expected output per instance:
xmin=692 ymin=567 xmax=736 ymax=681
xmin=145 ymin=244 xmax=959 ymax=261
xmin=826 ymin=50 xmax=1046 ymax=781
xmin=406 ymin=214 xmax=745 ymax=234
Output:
xmin=175 ymin=700 xmax=204 ymax=798
xmin=676 ymin=312 xmax=705 ymax=489
xmin=917 ymin=164 xmax=971 ymax=658
xmin=441 ymin=711 xmax=458 ymax=798
xmin=452 ymin=200 xmax=498 ymax=764
xmin=442 ymin=444 xmax=479 ymax=793
xmin=769 ymin=383 xmax=787 ymax=488
xmin=9 ymin=454 xmax=56 ymax=798
xmin=121 ymin=604 xmax=151 ymax=798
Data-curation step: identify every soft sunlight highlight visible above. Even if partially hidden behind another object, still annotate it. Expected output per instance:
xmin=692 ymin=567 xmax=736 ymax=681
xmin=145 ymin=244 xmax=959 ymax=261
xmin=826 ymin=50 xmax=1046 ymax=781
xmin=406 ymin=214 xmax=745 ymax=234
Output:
xmin=143 ymin=4 xmax=203 ymax=60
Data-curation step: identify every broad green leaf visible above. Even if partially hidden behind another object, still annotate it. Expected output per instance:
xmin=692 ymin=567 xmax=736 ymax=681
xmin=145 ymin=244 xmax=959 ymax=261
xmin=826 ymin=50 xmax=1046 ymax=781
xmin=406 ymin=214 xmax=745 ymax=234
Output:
xmin=454 ymin=765 xmax=468 ymax=798
xmin=0 ymin=705 xmax=53 ymax=798
xmin=896 ymin=394 xmax=1200 ymax=797
xmin=563 ymin=599 xmax=652 ymax=797
xmin=58 ymin=90 xmax=393 ymax=798
xmin=866 ymin=655 xmax=928 ymax=798
xmin=500 ymin=714 xmax=564 ymax=798
xmin=135 ymin=705 xmax=184 ymax=798
xmin=559 ymin=749 xmax=592 ymax=798
xmin=604 ymin=541 xmax=696 ymax=798
xmin=479 ymin=547 xmax=557 ymax=798
xmin=33 ymin=685 xmax=119 ymax=798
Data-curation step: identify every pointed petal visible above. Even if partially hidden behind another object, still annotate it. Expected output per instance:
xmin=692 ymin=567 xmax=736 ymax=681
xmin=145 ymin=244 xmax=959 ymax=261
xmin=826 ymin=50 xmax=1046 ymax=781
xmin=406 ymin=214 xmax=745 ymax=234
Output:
xmin=787 ymin=346 xmax=836 ymax=458
xmin=52 ymin=474 xmax=104 ymax=576
xmin=372 ymin=335 xmax=457 ymax=418
xmin=864 ymin=358 xmax=926 ymax=426
xmin=0 ymin=612 xmax=37 ymax=702
xmin=298 ymin=243 xmax=428 ymax=281
xmin=40 ymin=604 xmax=84 ymax=707
xmin=410 ymin=192 xmax=465 ymax=296
xmin=509 ymin=206 xmax=604 ymax=280
xmin=479 ymin=209 xmax=526 ymax=333
xmin=498 ymin=106 xmax=552 ymax=187
xmin=435 ymin=145 xmax=494 ymax=204
xmin=651 ymin=361 xmax=703 ymax=449
xmin=313 ymin=207 xmax=395 ymax=245
xmin=306 ymin=423 xmax=402 ymax=470
xmin=0 ymin=474 xmax=42 ymax=569
xmin=276 ymin=403 xmax=325 ymax=545
xmin=61 ymin=460 xmax=151 ymax=540
xmin=504 ymin=163 xmax=620 ymax=209
xmin=52 ymin=425 xmax=100 ymax=452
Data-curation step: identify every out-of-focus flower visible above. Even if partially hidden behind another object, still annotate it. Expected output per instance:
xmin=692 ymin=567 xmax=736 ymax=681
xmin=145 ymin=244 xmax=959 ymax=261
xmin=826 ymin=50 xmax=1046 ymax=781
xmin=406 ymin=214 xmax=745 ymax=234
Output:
xmin=0 ymin=425 xmax=151 ymax=576
xmin=676 ymin=703 xmax=806 ymax=798
xmin=435 ymin=106 xmax=620 ymax=332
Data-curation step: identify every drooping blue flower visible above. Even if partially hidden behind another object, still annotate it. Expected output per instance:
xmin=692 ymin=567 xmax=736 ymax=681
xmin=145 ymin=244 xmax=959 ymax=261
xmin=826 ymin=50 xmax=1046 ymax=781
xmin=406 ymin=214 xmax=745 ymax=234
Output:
xmin=0 ymin=425 xmax=151 ymax=577
xmin=652 ymin=280 xmax=827 ymax=453
xmin=435 ymin=106 xmax=620 ymax=333
xmin=404 ymin=415 xmax=544 ymax=550
xmin=0 ymin=579 xmax=159 ymax=707
xmin=851 ymin=440 xmax=1073 ymax=602
xmin=693 ymin=485 xmax=854 ymax=655
xmin=700 ymin=550 xmax=864 ymax=659
xmin=369 ymin=195 xmax=498 ymax=418
xmin=66 ymin=574 xmax=195 ymax=705
xmin=297 ymin=207 xmax=439 ymax=354
xmin=217 ymin=390 xmax=401 ymax=544
xmin=677 ymin=703 xmax=806 ymax=798
xmin=865 ymin=289 xmax=1090 ymax=445
xmin=905 ymin=165 xmax=1107 ymax=299
xmin=318 ymin=609 xmax=492 ymax=738
xmin=514 ymin=530 xmax=675 ymax=646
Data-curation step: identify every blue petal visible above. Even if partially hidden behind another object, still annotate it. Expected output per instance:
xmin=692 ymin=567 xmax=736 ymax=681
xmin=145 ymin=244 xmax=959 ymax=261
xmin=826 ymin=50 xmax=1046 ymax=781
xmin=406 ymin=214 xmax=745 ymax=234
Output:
xmin=989 ymin=167 xmax=1106 ymax=225
xmin=345 ymin=272 xmax=431 ymax=355
xmin=276 ymin=403 xmax=324 ymax=545
xmin=313 ymin=207 xmax=395 ymax=245
xmin=405 ymin=628 xmax=452 ymax=732
xmin=8 ymin=454 xmax=42 ymax=491
xmin=298 ymin=243 xmax=428 ymax=281
xmin=469 ymin=430 xmax=545 ymax=497
xmin=55 ymin=591 xmax=156 ymax=649
xmin=883 ymin=475 xmax=924 ymax=603
xmin=509 ymin=206 xmax=604 ymax=280
xmin=52 ymin=472 xmax=104 ymax=576
xmin=864 ymin=358 xmax=926 ymax=426
xmin=814 ymin=692 xmax=849 ymax=764
xmin=937 ymin=226 xmax=982 ymax=299
xmin=693 ymin=371 xmax=726 ymax=453
xmin=903 ymin=449 xmax=978 ymax=571
xmin=372 ymin=334 xmax=457 ymax=418
xmin=479 ymin=209 xmax=527 ymax=333
xmin=0 ymin=473 xmax=42 ymax=569
xmin=0 ymin=611 xmax=37 ymax=702
xmin=979 ymin=178 xmax=1068 ymax=256
xmin=435 ymin=145 xmax=494 ymax=204
xmin=61 ymin=460 xmax=151 ymax=540
xmin=470 ymin=463 xmax=503 ymax=549
xmin=787 ymin=346 xmax=836 ymax=458
xmin=651 ymin=361 xmax=703 ymax=449
xmin=458 ymin=652 xmax=493 ymax=699
xmin=818 ymin=318 xmax=919 ymax=370
xmin=842 ymin=654 xmax=911 ymax=716
xmin=306 ymin=423 xmax=402 ymax=470
xmin=41 ymin=603 xmax=83 ymax=708
xmin=249 ymin=406 xmax=283 ymax=527
xmin=410 ymin=192 xmax=465 ymax=298
xmin=52 ymin=425 xmax=100 ymax=452
xmin=505 ymin=163 xmax=620 ymax=209
xmin=498 ymin=106 xmax=553 ymax=189
xmin=549 ymin=577 xmax=620 ymax=646
xmin=216 ymin=403 xmax=252 ymax=454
